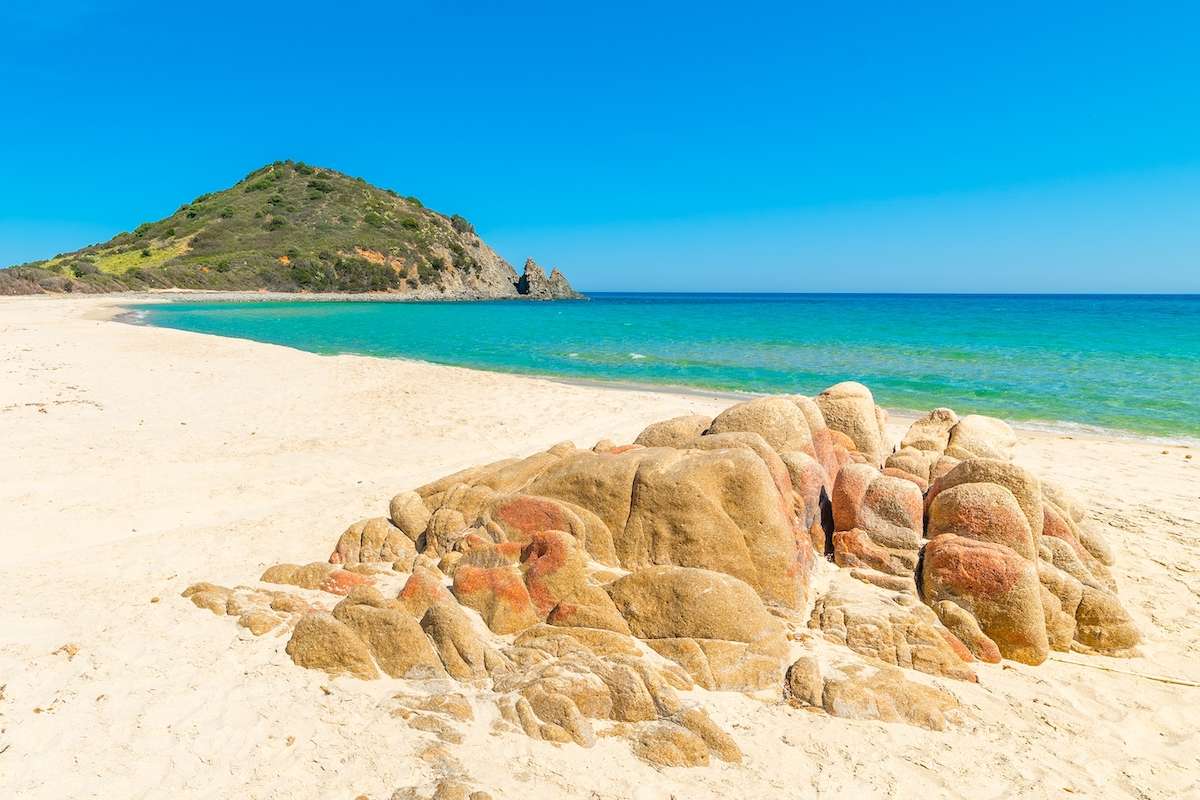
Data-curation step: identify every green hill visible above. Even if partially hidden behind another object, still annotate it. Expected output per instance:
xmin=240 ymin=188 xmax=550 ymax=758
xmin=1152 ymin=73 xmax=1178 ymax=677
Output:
xmin=0 ymin=160 xmax=580 ymax=298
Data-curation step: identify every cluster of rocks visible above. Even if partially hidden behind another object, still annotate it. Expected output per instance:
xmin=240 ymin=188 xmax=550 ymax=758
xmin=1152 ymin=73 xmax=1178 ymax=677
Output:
xmin=184 ymin=381 xmax=1139 ymax=776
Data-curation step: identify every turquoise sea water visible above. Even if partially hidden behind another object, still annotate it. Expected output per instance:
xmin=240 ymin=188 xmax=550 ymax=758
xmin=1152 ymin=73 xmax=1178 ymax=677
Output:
xmin=134 ymin=294 xmax=1200 ymax=440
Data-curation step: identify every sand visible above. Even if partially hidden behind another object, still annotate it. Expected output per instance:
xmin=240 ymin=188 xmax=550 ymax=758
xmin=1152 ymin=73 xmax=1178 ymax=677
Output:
xmin=0 ymin=295 xmax=1197 ymax=799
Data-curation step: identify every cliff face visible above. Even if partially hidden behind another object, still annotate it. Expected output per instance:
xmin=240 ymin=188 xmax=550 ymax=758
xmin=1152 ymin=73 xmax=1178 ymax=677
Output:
xmin=0 ymin=160 xmax=583 ymax=299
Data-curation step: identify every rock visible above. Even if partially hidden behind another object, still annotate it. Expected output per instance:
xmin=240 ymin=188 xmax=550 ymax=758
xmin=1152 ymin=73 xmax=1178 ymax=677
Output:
xmin=389 ymin=491 xmax=432 ymax=541
xmin=901 ymin=408 xmax=960 ymax=452
xmin=515 ymin=258 xmax=583 ymax=299
xmin=398 ymin=568 xmax=454 ymax=618
xmin=831 ymin=464 xmax=922 ymax=576
xmin=778 ymin=449 xmax=833 ymax=550
xmin=633 ymin=414 xmax=713 ymax=448
xmin=706 ymin=396 xmax=818 ymax=455
xmin=929 ymin=600 xmax=1002 ymax=663
xmin=632 ymin=722 xmax=711 ymax=767
xmin=1074 ymin=586 xmax=1140 ymax=653
xmin=810 ymin=579 xmax=977 ymax=681
xmin=451 ymin=565 xmax=540 ymax=634
xmin=547 ymin=583 xmax=632 ymax=635
xmin=260 ymin=562 xmax=373 ymax=595
xmin=420 ymin=601 xmax=495 ymax=681
xmin=529 ymin=447 xmax=809 ymax=608
xmin=520 ymin=530 xmax=587 ymax=617
xmin=885 ymin=446 xmax=941 ymax=483
xmin=237 ymin=610 xmax=281 ymax=636
xmin=815 ymin=381 xmax=889 ymax=466
xmin=927 ymin=482 xmax=1037 ymax=560
xmin=820 ymin=665 xmax=958 ymax=730
xmin=607 ymin=566 xmax=783 ymax=645
xmin=674 ymin=706 xmax=742 ymax=763
xmin=919 ymin=534 xmax=1049 ymax=665
xmin=476 ymin=493 xmax=618 ymax=566
xmin=333 ymin=595 xmax=446 ymax=679
xmin=926 ymin=458 xmax=1044 ymax=540
xmin=285 ymin=612 xmax=379 ymax=680
xmin=330 ymin=517 xmax=416 ymax=565
xmin=783 ymin=656 xmax=823 ymax=706
xmin=607 ymin=566 xmax=787 ymax=690
xmin=945 ymin=415 xmax=1016 ymax=461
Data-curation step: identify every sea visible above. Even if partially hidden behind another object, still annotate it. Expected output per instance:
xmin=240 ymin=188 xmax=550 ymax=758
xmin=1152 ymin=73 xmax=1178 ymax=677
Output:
xmin=132 ymin=293 xmax=1200 ymax=441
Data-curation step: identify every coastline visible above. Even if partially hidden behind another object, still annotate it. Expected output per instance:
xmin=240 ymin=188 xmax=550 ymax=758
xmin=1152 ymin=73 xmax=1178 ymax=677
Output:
xmin=1 ymin=294 xmax=1197 ymax=799
xmin=109 ymin=293 xmax=1200 ymax=447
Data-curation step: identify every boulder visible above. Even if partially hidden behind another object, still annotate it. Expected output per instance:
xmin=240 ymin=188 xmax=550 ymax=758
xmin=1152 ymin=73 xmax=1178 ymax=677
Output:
xmin=389 ymin=491 xmax=432 ymax=541
xmin=810 ymin=579 xmax=976 ymax=681
xmin=945 ymin=415 xmax=1016 ymax=461
xmin=285 ymin=612 xmax=379 ymax=680
xmin=451 ymin=565 xmax=539 ymax=635
xmin=1074 ymin=586 xmax=1140 ymax=653
xmin=607 ymin=566 xmax=787 ymax=690
xmin=633 ymin=414 xmax=713 ymax=448
xmin=815 ymin=382 xmax=889 ymax=466
xmin=333 ymin=594 xmax=446 ymax=679
xmin=520 ymin=530 xmax=588 ymax=617
xmin=820 ymin=665 xmax=958 ymax=731
xmin=398 ymin=568 xmax=454 ymax=618
xmin=632 ymin=722 xmax=710 ymax=767
xmin=927 ymin=482 xmax=1037 ymax=561
xmin=919 ymin=534 xmax=1049 ymax=665
xmin=831 ymin=464 xmax=922 ymax=576
xmin=706 ymin=396 xmax=819 ymax=455
xmin=783 ymin=656 xmax=823 ymax=706
xmin=476 ymin=493 xmax=617 ymax=566
xmin=926 ymin=458 xmax=1044 ymax=540
xmin=901 ymin=408 xmax=960 ymax=452
xmin=420 ymin=601 xmax=496 ymax=681
xmin=330 ymin=517 xmax=416 ymax=565
xmin=530 ymin=447 xmax=809 ymax=608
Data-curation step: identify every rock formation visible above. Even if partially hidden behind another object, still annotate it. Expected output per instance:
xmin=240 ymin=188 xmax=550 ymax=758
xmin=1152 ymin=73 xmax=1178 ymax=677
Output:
xmin=515 ymin=258 xmax=583 ymax=300
xmin=181 ymin=381 xmax=1139 ymax=773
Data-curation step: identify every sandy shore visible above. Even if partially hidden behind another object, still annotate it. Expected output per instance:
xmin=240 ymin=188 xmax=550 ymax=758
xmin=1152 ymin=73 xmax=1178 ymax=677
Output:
xmin=1 ymin=295 xmax=1197 ymax=799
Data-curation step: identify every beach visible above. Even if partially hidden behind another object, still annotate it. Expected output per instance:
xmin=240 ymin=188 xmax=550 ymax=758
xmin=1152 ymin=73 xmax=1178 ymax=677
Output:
xmin=1 ymin=294 xmax=1197 ymax=799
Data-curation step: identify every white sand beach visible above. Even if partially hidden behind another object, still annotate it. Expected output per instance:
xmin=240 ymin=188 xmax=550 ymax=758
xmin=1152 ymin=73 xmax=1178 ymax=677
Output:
xmin=1 ymin=295 xmax=1197 ymax=800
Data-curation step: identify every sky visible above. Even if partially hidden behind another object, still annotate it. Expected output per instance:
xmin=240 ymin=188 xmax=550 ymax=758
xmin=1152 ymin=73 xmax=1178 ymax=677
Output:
xmin=1 ymin=1 xmax=1198 ymax=292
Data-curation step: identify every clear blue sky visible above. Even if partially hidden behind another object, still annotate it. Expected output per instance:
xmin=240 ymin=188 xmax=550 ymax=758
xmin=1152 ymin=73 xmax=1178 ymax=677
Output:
xmin=2 ymin=1 xmax=1198 ymax=292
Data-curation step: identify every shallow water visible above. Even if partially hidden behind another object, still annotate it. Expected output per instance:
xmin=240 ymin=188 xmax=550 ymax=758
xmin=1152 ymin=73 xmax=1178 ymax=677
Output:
xmin=135 ymin=293 xmax=1200 ymax=439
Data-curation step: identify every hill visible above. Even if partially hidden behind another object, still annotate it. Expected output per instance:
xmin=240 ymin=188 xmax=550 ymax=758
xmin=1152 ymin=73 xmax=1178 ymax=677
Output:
xmin=0 ymin=160 xmax=581 ymax=298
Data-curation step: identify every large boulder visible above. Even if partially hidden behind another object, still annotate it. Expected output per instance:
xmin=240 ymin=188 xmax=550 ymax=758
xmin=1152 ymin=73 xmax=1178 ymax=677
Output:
xmin=633 ymin=414 xmax=713 ymax=448
xmin=831 ymin=464 xmax=922 ymax=576
xmin=607 ymin=566 xmax=787 ymax=690
xmin=945 ymin=415 xmax=1016 ymax=461
xmin=529 ymin=447 xmax=809 ymax=608
xmin=926 ymin=482 xmax=1037 ymax=561
xmin=810 ymin=578 xmax=977 ymax=681
xmin=900 ymin=408 xmax=960 ymax=453
xmin=706 ymin=396 xmax=818 ymax=456
xmin=475 ymin=494 xmax=618 ymax=566
xmin=815 ymin=382 xmax=890 ymax=466
xmin=926 ymin=458 xmax=1044 ymax=540
xmin=451 ymin=565 xmax=540 ymax=635
xmin=285 ymin=612 xmax=379 ymax=680
xmin=332 ymin=590 xmax=446 ymax=679
xmin=330 ymin=517 xmax=417 ymax=565
xmin=919 ymin=534 xmax=1049 ymax=665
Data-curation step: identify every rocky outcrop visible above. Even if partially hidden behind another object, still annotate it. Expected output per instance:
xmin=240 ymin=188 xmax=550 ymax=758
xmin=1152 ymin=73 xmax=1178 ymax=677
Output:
xmin=514 ymin=258 xmax=583 ymax=299
xmin=180 ymin=382 xmax=1143 ymax=768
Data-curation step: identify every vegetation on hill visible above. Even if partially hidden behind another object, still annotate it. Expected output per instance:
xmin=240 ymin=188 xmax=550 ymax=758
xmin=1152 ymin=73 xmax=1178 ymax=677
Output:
xmin=0 ymin=161 xmax=568 ymax=296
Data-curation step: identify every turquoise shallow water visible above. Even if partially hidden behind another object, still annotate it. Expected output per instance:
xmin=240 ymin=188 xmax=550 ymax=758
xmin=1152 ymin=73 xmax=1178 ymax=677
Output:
xmin=134 ymin=293 xmax=1200 ymax=439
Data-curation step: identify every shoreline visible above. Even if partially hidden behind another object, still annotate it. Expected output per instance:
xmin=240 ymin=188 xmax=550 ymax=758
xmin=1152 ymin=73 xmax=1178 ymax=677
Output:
xmin=102 ymin=294 xmax=1200 ymax=448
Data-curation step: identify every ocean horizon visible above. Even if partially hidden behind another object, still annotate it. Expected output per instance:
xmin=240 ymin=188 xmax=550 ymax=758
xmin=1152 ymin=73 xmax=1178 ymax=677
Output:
xmin=132 ymin=292 xmax=1200 ymax=441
